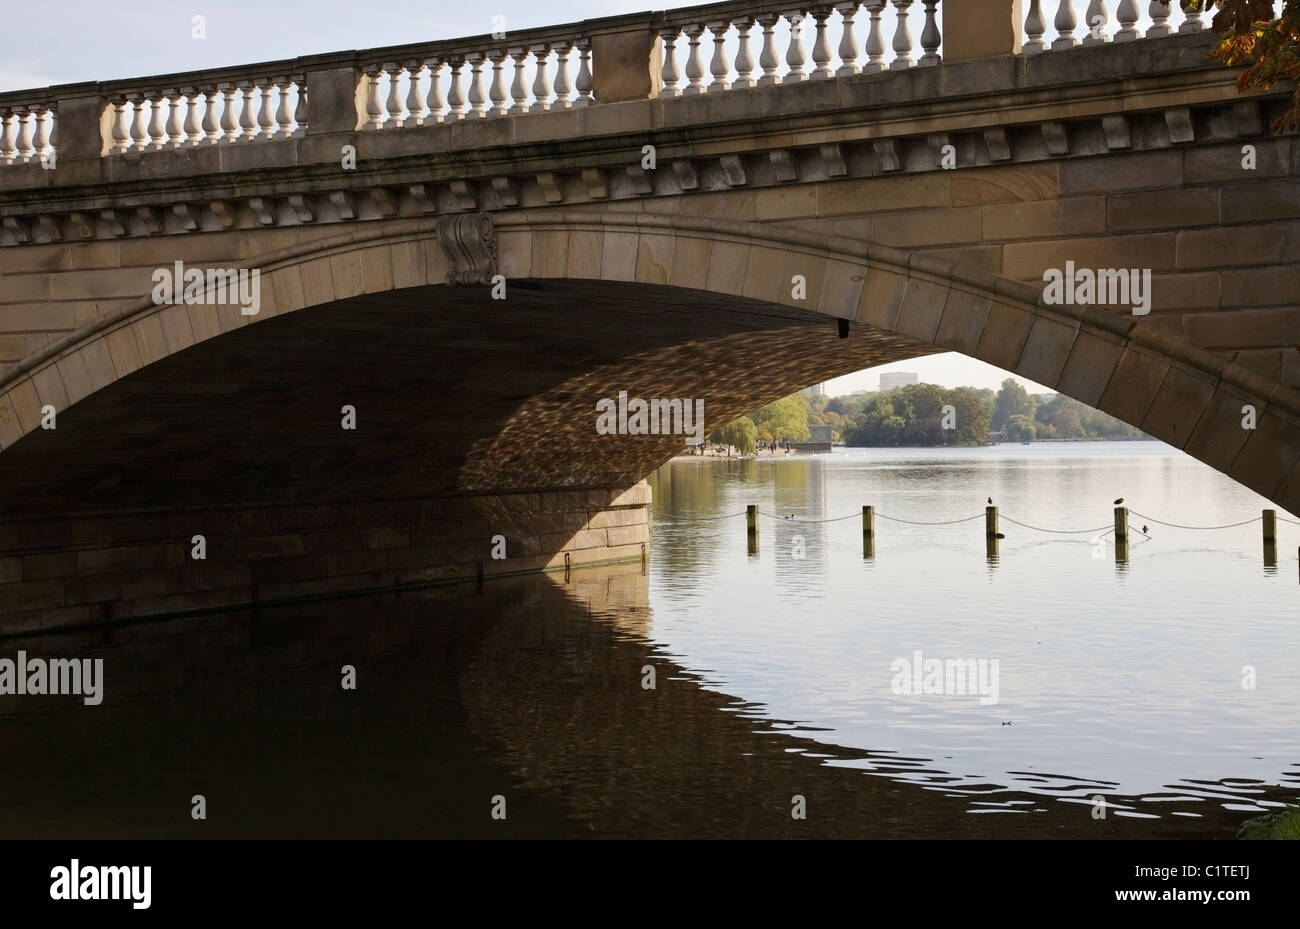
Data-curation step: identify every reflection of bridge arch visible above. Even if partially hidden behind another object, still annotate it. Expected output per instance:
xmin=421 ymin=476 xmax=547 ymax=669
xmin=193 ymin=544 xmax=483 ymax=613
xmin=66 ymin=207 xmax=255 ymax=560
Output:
xmin=3 ymin=210 xmax=1296 ymax=514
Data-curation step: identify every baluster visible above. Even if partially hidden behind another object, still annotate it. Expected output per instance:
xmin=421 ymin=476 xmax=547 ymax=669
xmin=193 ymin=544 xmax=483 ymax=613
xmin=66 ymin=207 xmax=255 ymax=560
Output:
xmin=683 ymin=25 xmax=706 ymax=95
xmin=426 ymin=59 xmax=446 ymax=123
xmin=221 ymin=85 xmax=241 ymax=141
xmin=575 ymin=39 xmax=595 ymax=106
xmin=294 ymin=80 xmax=308 ymax=134
xmin=428 ymin=59 xmax=449 ymax=123
xmin=385 ymin=64 xmax=406 ymax=126
xmin=1052 ymin=0 xmax=1079 ymax=48
xmin=15 ymin=106 xmax=34 ymax=160
xmin=148 ymin=93 xmax=169 ymax=149
xmin=240 ymin=84 xmax=259 ymax=139
xmin=203 ymin=87 xmax=222 ymax=143
xmin=811 ymin=8 xmax=834 ymax=79
xmin=890 ymin=0 xmax=916 ymax=69
xmin=659 ymin=28 xmax=682 ymax=97
xmin=553 ymin=41 xmax=573 ymax=108
xmin=275 ymin=79 xmax=293 ymax=136
xmin=530 ymin=45 xmax=552 ymax=110
xmin=107 ymin=98 xmax=127 ymax=153
xmin=707 ymin=21 xmax=732 ymax=92
xmin=182 ymin=88 xmax=203 ymax=145
xmin=486 ymin=50 xmax=507 ymax=115
xmin=1115 ymin=0 xmax=1141 ymax=39
xmin=1082 ymin=0 xmax=1110 ymax=44
xmin=732 ymin=18 xmax=757 ymax=88
xmin=1179 ymin=0 xmax=1204 ymax=32
xmin=1024 ymin=0 xmax=1048 ymax=52
xmin=405 ymin=62 xmax=428 ymax=126
xmin=259 ymin=80 xmax=279 ymax=138
xmin=34 ymin=104 xmax=52 ymax=159
xmin=365 ymin=68 xmax=385 ymax=128
xmin=785 ymin=10 xmax=810 ymax=82
xmin=1147 ymin=1 xmax=1173 ymax=36
xmin=757 ymin=14 xmax=782 ymax=85
xmin=508 ymin=49 xmax=529 ymax=113
xmin=863 ymin=0 xmax=887 ymax=71
xmin=131 ymin=94 xmax=150 ymax=151
xmin=402 ymin=61 xmax=426 ymax=126
xmin=447 ymin=56 xmax=467 ymax=119
xmin=45 ymin=107 xmax=57 ymax=160
xmin=0 ymin=108 xmax=15 ymax=163
xmin=467 ymin=52 xmax=487 ymax=117
xmin=836 ymin=3 xmax=862 ymax=77
xmin=919 ymin=0 xmax=941 ymax=64
xmin=167 ymin=90 xmax=187 ymax=147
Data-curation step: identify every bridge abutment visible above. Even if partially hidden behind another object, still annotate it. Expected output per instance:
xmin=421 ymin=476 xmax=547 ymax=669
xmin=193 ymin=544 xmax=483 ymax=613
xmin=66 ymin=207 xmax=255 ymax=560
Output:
xmin=0 ymin=482 xmax=650 ymax=636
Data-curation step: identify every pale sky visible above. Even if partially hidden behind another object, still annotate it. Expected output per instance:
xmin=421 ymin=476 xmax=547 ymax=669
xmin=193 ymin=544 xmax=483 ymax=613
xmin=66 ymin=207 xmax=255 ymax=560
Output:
xmin=10 ymin=1 xmax=1134 ymax=397
xmin=824 ymin=355 xmax=1047 ymax=396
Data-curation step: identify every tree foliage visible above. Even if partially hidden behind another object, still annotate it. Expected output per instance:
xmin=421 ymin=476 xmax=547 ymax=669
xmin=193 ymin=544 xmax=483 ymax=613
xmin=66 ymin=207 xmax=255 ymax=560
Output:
xmin=749 ymin=393 xmax=811 ymax=441
xmin=1199 ymin=0 xmax=1300 ymax=132
xmin=992 ymin=378 xmax=1034 ymax=431
xmin=708 ymin=416 xmax=757 ymax=455
xmin=844 ymin=383 xmax=988 ymax=447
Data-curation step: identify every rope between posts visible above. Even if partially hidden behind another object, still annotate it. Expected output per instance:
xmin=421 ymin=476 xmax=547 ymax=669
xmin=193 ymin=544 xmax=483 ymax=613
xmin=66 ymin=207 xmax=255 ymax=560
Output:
xmin=874 ymin=512 xmax=986 ymax=526
xmin=999 ymin=515 xmax=1113 ymax=535
xmin=650 ymin=507 xmax=1290 ymax=533
xmin=1128 ymin=510 xmax=1261 ymax=531
xmin=758 ymin=510 xmax=864 ymax=524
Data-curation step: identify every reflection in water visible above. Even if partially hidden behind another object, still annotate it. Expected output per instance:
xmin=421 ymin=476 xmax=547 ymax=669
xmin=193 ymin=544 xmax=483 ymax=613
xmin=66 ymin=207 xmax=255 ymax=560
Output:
xmin=648 ymin=443 xmax=1300 ymax=833
xmin=1 ymin=441 xmax=1296 ymax=838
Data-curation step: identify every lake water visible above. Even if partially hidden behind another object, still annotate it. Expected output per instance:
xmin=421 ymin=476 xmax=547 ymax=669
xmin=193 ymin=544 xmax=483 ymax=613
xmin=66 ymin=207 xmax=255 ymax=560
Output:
xmin=2 ymin=440 xmax=1296 ymax=838
xmin=647 ymin=441 xmax=1300 ymax=835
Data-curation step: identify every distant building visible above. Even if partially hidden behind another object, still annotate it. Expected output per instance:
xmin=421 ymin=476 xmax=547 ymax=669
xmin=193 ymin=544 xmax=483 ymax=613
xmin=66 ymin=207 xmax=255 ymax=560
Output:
xmin=879 ymin=372 xmax=919 ymax=391
xmin=801 ymin=383 xmax=827 ymax=398
xmin=851 ymin=389 xmax=868 ymax=396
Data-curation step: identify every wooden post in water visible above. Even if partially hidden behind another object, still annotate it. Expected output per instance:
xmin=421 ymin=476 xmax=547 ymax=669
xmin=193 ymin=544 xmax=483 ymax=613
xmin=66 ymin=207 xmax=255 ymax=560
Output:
xmin=1263 ymin=509 xmax=1277 ymax=567
xmin=1114 ymin=506 xmax=1129 ymax=564
xmin=862 ymin=505 xmax=875 ymax=559
xmin=985 ymin=505 xmax=999 ymax=561
xmin=747 ymin=504 xmax=758 ymax=554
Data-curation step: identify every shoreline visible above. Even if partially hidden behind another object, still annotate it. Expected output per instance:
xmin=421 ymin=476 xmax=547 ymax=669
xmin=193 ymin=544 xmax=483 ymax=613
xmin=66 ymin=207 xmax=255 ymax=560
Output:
xmin=670 ymin=437 xmax=1162 ymax=461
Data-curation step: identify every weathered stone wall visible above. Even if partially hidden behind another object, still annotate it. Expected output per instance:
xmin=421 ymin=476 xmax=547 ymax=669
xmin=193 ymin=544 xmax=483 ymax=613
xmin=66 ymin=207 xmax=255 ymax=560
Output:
xmin=0 ymin=482 xmax=649 ymax=635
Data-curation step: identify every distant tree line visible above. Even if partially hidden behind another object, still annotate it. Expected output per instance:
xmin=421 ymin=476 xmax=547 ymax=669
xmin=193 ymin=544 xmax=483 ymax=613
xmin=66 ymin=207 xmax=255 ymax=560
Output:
xmin=832 ymin=379 xmax=1143 ymax=446
xmin=705 ymin=378 xmax=1144 ymax=454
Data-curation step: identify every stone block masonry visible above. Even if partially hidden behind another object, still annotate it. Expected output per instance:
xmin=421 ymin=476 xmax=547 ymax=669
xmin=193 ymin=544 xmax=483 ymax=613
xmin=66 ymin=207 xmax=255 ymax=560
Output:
xmin=0 ymin=483 xmax=650 ymax=637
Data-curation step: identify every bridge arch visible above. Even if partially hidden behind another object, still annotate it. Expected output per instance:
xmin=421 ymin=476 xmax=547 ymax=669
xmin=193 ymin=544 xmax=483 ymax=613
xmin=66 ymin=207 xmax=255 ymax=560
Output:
xmin=2 ymin=210 xmax=1297 ymax=515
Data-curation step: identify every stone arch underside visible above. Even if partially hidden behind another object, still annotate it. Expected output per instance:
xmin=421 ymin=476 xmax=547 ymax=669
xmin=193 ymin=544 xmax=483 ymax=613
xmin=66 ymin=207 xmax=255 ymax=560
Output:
xmin=1 ymin=211 xmax=1297 ymax=630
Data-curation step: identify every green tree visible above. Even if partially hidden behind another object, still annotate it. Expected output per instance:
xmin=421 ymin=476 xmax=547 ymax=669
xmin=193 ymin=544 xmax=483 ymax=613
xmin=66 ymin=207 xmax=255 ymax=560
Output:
xmin=992 ymin=378 xmax=1034 ymax=431
xmin=843 ymin=385 xmax=991 ymax=447
xmin=750 ymin=393 xmax=811 ymax=441
xmin=1006 ymin=413 xmax=1037 ymax=442
xmin=709 ymin=416 xmax=757 ymax=455
xmin=948 ymin=386 xmax=992 ymax=446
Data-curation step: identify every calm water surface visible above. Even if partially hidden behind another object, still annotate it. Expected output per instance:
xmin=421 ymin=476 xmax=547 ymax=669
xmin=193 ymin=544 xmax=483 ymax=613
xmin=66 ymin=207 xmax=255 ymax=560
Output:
xmin=1 ymin=440 xmax=1296 ymax=838
xmin=648 ymin=441 xmax=1300 ymax=830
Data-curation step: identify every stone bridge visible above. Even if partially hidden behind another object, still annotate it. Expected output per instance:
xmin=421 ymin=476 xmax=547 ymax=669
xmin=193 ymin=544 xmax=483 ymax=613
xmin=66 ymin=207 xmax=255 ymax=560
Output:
xmin=0 ymin=0 xmax=1297 ymax=630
